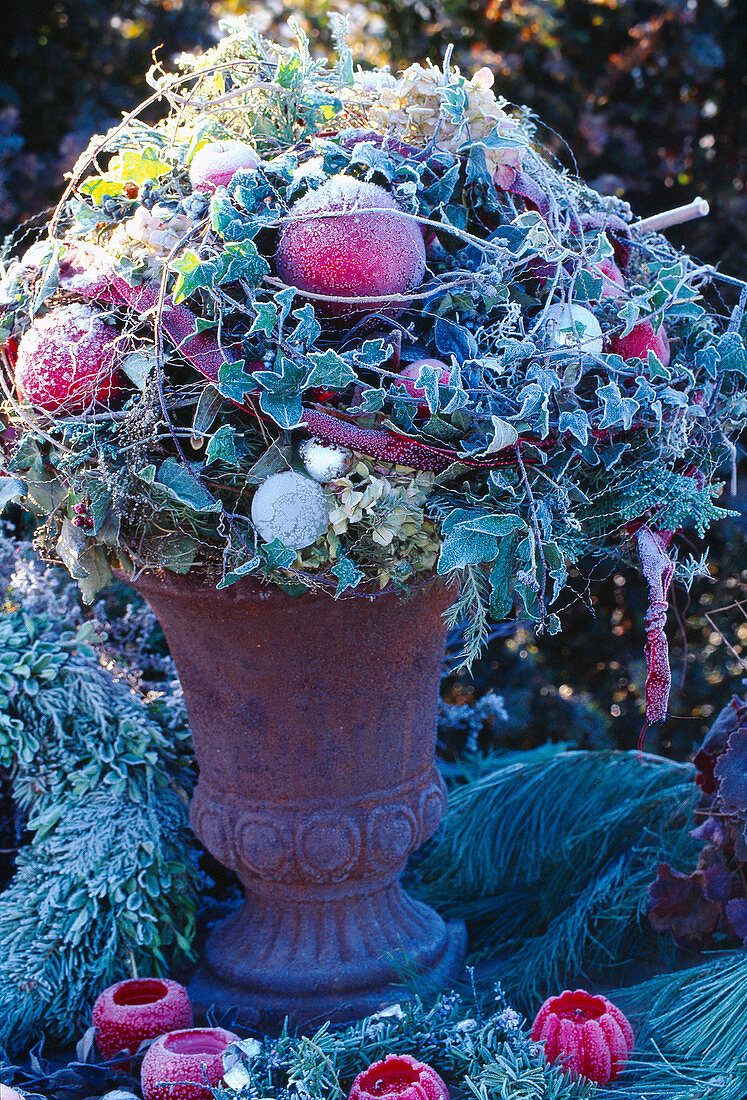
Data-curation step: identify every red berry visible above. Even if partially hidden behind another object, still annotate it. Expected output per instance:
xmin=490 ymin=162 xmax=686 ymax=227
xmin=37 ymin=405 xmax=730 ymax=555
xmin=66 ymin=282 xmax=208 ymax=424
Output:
xmin=531 ymin=989 xmax=634 ymax=1086
xmin=14 ymin=304 xmax=123 ymax=414
xmin=395 ymin=358 xmax=451 ymax=415
xmin=349 ymin=1054 xmax=449 ymax=1100
xmin=189 ymin=141 xmax=261 ymax=193
xmin=92 ymin=978 xmax=193 ymax=1059
xmin=609 ymin=320 xmax=670 ymax=367
xmin=275 ymin=175 xmax=426 ymax=324
xmin=140 ymin=1027 xmax=239 ymax=1100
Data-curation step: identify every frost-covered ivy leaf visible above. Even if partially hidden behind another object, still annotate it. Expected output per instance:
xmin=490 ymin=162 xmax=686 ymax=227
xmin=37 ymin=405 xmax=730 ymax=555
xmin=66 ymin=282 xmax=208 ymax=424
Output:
xmin=0 ymin=476 xmax=26 ymax=511
xmin=421 ymin=163 xmax=460 ymax=209
xmin=714 ymin=727 xmax=747 ymax=813
xmin=574 ymin=270 xmax=605 ymax=303
xmin=479 ymin=416 xmax=519 ymax=455
xmin=306 ymin=349 xmax=357 ymax=391
xmin=211 ymin=192 xmax=255 ymax=242
xmin=217 ymin=239 xmax=270 ymax=287
xmin=138 ymin=459 xmax=221 ymax=513
xmin=331 ymin=555 xmax=364 ymax=597
xmin=192 ymin=384 xmax=225 ymax=437
xmin=354 ymin=339 xmax=389 ymax=367
xmin=349 ymin=141 xmax=394 ymax=181
xmin=217 ymin=555 xmax=262 ymax=589
xmin=30 ymin=239 xmax=64 ymax=318
xmin=262 ymin=539 xmax=297 ymax=570
xmin=716 ymin=332 xmax=747 ymax=377
xmin=348 ymin=387 xmax=386 ymax=413
xmin=414 ymin=361 xmax=445 ymax=414
xmin=597 ymin=381 xmax=639 ymax=430
xmin=218 ymin=359 xmax=257 ymax=404
xmin=205 ymin=425 xmax=238 ymax=466
xmin=250 ymin=300 xmax=278 ymax=337
xmin=259 ymin=390 xmax=303 ymax=429
xmin=56 ymin=520 xmax=112 ymax=603
xmin=289 ymin=303 xmax=321 ymax=350
xmin=438 ymin=511 xmax=499 ymax=574
xmin=171 ymin=250 xmax=220 ymax=304
xmin=121 ymin=350 xmax=156 ymax=390
xmin=434 ymin=316 xmax=478 ymax=364
xmin=558 ymin=408 xmax=590 ymax=445
xmin=109 ymin=146 xmax=171 ymax=186
xmin=616 ymin=299 xmax=641 ymax=338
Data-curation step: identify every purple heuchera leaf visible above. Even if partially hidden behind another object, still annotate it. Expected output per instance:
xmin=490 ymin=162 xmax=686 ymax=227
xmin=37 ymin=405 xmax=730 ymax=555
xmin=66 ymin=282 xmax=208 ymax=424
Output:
xmin=695 ymin=695 xmax=746 ymax=795
xmin=702 ymin=860 xmax=733 ymax=904
xmin=648 ymin=863 xmax=720 ymax=945
xmin=725 ymin=898 xmax=747 ymax=944
xmin=714 ymin=726 xmax=747 ymax=813
xmin=690 ymin=816 xmax=727 ymax=845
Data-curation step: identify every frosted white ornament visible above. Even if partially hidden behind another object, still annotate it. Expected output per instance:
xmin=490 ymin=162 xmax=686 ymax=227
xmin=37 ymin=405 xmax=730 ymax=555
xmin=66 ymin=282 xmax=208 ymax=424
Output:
xmin=298 ymin=438 xmax=354 ymax=482
xmin=250 ymin=471 xmax=330 ymax=550
xmin=544 ymin=302 xmax=603 ymax=358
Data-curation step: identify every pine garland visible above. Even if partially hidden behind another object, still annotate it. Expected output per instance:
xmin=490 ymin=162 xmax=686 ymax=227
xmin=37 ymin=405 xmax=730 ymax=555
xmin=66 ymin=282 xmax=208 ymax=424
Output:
xmin=412 ymin=748 xmax=699 ymax=1008
xmin=0 ymin=573 xmax=198 ymax=1054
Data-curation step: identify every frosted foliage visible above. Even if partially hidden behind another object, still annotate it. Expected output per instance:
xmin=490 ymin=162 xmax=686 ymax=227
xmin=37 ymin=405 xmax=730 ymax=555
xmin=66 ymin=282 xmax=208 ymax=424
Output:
xmin=189 ymin=140 xmax=260 ymax=192
xmin=276 ymin=175 xmax=426 ymax=318
xmin=15 ymin=303 xmax=120 ymax=412
xmin=250 ymin=471 xmax=330 ymax=549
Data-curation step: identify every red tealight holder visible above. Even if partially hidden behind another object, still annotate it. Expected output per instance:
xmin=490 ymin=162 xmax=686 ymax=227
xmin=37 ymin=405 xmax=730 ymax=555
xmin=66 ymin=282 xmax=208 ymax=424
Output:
xmin=92 ymin=977 xmax=193 ymax=1059
xmin=140 ymin=1027 xmax=240 ymax=1100
xmin=349 ymin=1054 xmax=450 ymax=1100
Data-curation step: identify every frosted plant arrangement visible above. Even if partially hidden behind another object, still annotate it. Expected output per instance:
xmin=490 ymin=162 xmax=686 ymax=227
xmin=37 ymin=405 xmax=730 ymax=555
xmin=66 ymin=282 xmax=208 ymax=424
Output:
xmin=0 ymin=17 xmax=745 ymax=722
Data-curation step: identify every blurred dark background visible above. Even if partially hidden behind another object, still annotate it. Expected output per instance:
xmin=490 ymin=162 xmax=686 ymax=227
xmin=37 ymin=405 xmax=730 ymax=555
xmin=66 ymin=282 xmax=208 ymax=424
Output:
xmin=0 ymin=0 xmax=744 ymax=759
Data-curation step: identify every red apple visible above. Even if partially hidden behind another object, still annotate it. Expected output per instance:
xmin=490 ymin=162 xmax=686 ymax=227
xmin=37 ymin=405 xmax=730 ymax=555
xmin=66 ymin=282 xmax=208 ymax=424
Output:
xmin=189 ymin=140 xmax=261 ymax=193
xmin=92 ymin=978 xmax=193 ymax=1059
xmin=349 ymin=1054 xmax=449 ymax=1100
xmin=609 ymin=320 xmax=670 ymax=367
xmin=275 ymin=175 xmax=426 ymax=323
xmin=14 ymin=304 xmax=123 ymax=414
xmin=395 ymin=358 xmax=451 ymax=415
xmin=141 ymin=1027 xmax=239 ymax=1100
xmin=595 ymin=257 xmax=626 ymax=300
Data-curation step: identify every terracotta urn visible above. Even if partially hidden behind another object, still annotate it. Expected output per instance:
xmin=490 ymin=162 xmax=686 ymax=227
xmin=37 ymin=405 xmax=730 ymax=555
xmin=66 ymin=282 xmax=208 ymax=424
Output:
xmin=130 ymin=569 xmax=466 ymax=1030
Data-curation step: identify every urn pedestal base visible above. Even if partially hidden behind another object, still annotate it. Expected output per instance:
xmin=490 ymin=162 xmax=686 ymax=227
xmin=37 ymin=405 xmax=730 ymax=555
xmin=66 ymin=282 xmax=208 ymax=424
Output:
xmin=131 ymin=570 xmax=467 ymax=1033
xmin=189 ymin=885 xmax=467 ymax=1030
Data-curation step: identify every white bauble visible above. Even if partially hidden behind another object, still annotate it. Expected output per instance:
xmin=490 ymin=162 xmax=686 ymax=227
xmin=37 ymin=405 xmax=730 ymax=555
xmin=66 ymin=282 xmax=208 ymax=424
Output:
xmin=544 ymin=302 xmax=603 ymax=358
xmin=250 ymin=471 xmax=330 ymax=549
xmin=298 ymin=438 xmax=354 ymax=482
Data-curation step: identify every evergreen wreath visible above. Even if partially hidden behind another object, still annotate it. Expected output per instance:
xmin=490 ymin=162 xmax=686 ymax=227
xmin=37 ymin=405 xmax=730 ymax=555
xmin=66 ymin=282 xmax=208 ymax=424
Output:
xmin=0 ymin=16 xmax=743 ymax=725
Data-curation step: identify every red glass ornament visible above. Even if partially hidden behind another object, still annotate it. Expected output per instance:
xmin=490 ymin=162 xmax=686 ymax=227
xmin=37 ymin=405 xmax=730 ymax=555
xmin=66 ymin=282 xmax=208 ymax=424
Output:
xmin=531 ymin=989 xmax=634 ymax=1085
xmin=349 ymin=1054 xmax=449 ymax=1100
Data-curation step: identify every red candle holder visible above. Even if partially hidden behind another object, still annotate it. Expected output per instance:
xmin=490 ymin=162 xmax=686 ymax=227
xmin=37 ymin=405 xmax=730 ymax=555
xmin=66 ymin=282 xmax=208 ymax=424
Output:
xmin=349 ymin=1054 xmax=450 ymax=1100
xmin=92 ymin=977 xmax=193 ymax=1059
xmin=140 ymin=1027 xmax=239 ymax=1100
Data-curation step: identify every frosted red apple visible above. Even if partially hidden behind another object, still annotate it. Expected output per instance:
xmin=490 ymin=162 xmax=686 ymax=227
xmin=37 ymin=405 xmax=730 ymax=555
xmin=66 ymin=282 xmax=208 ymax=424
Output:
xmin=141 ymin=1027 xmax=239 ymax=1100
xmin=595 ymin=257 xmax=625 ymax=300
xmin=14 ymin=304 xmax=122 ymax=413
xmin=189 ymin=140 xmax=261 ymax=193
xmin=275 ymin=175 xmax=426 ymax=322
xmin=609 ymin=320 xmax=670 ymax=367
xmin=92 ymin=977 xmax=193 ymax=1059
xmin=349 ymin=1054 xmax=449 ymax=1100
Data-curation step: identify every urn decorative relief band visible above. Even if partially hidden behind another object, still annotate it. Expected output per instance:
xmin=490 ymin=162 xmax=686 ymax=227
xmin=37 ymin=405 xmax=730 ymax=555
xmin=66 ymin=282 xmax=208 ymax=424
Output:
xmin=132 ymin=570 xmax=467 ymax=1030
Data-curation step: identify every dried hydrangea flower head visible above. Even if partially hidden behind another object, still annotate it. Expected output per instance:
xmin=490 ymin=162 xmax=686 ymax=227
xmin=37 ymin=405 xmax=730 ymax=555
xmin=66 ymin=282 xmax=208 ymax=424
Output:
xmin=368 ymin=62 xmax=525 ymax=185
